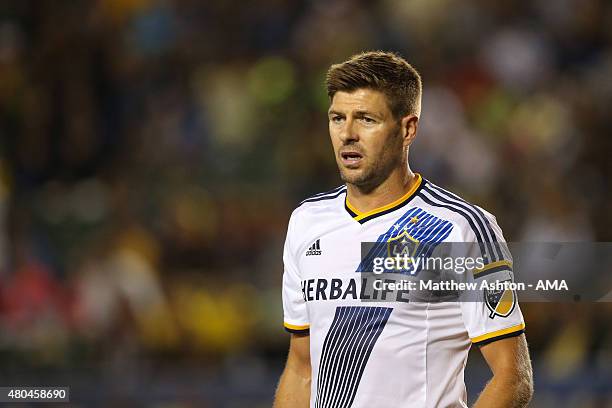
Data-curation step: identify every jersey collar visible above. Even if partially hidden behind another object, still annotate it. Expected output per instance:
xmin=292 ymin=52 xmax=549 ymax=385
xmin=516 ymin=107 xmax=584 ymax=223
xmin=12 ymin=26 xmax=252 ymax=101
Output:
xmin=345 ymin=174 xmax=423 ymax=224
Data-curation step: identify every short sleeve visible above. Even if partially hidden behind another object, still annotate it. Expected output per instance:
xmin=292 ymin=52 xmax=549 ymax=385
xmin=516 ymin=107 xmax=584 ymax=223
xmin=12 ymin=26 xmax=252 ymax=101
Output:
xmin=282 ymin=212 xmax=310 ymax=334
xmin=460 ymin=208 xmax=525 ymax=345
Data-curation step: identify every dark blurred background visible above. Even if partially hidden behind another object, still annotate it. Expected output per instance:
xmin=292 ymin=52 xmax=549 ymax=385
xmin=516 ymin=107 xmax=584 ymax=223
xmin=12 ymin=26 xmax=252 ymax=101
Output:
xmin=0 ymin=0 xmax=610 ymax=407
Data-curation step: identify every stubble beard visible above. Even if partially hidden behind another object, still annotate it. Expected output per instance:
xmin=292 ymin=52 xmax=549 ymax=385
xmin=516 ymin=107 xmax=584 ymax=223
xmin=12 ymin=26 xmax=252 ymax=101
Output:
xmin=338 ymin=133 xmax=404 ymax=193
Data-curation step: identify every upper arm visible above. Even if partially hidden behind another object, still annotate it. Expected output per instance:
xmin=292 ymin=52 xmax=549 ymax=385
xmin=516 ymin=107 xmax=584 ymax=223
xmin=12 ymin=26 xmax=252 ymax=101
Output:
xmin=479 ymin=334 xmax=532 ymax=382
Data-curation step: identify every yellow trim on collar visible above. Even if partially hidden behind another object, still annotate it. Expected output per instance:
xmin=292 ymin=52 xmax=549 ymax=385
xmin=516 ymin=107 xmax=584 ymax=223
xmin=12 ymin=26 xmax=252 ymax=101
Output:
xmin=346 ymin=174 xmax=423 ymax=221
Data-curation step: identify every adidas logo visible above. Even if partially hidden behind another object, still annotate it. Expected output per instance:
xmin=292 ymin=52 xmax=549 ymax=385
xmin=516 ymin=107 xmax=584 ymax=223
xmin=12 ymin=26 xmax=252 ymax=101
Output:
xmin=306 ymin=239 xmax=322 ymax=256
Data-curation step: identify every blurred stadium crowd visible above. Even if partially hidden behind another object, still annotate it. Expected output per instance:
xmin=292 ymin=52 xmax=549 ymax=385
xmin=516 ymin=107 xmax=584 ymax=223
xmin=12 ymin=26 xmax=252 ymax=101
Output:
xmin=0 ymin=0 xmax=610 ymax=406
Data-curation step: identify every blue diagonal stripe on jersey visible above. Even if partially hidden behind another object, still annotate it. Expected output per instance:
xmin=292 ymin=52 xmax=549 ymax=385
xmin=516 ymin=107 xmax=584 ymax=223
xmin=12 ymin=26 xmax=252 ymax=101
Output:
xmin=315 ymin=306 xmax=393 ymax=408
xmin=356 ymin=207 xmax=454 ymax=275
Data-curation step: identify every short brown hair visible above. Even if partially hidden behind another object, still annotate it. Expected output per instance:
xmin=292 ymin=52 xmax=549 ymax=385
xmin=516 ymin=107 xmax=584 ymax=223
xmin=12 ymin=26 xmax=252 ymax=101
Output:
xmin=326 ymin=51 xmax=422 ymax=118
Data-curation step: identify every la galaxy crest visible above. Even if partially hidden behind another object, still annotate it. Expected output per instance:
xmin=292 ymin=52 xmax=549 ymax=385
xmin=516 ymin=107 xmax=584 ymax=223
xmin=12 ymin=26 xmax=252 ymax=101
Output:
xmin=385 ymin=230 xmax=420 ymax=274
xmin=387 ymin=230 xmax=419 ymax=259
xmin=356 ymin=208 xmax=453 ymax=275
xmin=484 ymin=279 xmax=516 ymax=319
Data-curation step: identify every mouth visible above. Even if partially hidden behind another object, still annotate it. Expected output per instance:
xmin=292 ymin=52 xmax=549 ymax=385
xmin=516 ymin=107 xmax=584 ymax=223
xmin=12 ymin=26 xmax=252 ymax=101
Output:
xmin=339 ymin=150 xmax=364 ymax=168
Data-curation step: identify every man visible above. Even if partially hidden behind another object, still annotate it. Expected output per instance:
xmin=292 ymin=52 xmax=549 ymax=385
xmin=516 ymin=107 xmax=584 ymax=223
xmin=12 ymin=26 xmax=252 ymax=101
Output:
xmin=274 ymin=51 xmax=533 ymax=408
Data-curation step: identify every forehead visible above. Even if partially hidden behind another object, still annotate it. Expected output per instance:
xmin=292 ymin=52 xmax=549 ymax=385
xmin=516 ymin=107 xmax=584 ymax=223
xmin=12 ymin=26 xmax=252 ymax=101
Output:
xmin=329 ymin=89 xmax=391 ymax=114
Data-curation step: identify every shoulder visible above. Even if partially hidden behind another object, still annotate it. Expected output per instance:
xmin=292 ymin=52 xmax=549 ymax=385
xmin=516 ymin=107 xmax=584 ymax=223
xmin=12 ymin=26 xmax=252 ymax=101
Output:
xmin=285 ymin=185 xmax=347 ymax=253
xmin=290 ymin=184 xmax=347 ymax=220
xmin=287 ymin=184 xmax=346 ymax=235
xmin=417 ymin=178 xmax=502 ymax=240
xmin=296 ymin=185 xmax=347 ymax=208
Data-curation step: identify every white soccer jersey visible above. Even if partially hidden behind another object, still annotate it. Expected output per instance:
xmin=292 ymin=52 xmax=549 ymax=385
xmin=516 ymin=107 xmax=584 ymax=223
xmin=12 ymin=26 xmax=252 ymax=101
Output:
xmin=282 ymin=174 xmax=525 ymax=408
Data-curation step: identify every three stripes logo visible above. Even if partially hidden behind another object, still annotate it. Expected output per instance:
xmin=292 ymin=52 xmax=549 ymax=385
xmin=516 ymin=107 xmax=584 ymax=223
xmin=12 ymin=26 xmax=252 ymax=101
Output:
xmin=306 ymin=239 xmax=322 ymax=256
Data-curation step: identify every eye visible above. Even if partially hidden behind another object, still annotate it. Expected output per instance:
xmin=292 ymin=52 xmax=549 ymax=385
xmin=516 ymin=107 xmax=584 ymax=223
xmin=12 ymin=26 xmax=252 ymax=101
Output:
xmin=362 ymin=116 xmax=376 ymax=124
xmin=331 ymin=115 xmax=344 ymax=124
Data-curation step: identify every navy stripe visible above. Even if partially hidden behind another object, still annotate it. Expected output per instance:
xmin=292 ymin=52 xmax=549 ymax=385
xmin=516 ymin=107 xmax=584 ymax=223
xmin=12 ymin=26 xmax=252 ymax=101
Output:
xmin=356 ymin=197 xmax=410 ymax=224
xmin=309 ymin=185 xmax=346 ymax=199
xmin=425 ymin=182 xmax=504 ymax=261
xmin=307 ymin=185 xmax=346 ymax=199
xmin=420 ymin=184 xmax=502 ymax=262
xmin=417 ymin=189 xmax=488 ymax=259
xmin=353 ymin=181 xmax=424 ymax=224
xmin=284 ymin=327 xmax=310 ymax=334
xmin=344 ymin=202 xmax=358 ymax=218
xmin=474 ymin=329 xmax=524 ymax=346
xmin=337 ymin=307 xmax=390 ymax=408
xmin=322 ymin=307 xmax=365 ymax=408
xmin=427 ymin=182 xmax=505 ymax=259
xmin=298 ymin=188 xmax=346 ymax=206
xmin=326 ymin=306 xmax=391 ymax=408
xmin=321 ymin=306 xmax=363 ymax=408
xmin=299 ymin=185 xmax=346 ymax=204
xmin=316 ymin=306 xmax=354 ymax=405
xmin=421 ymin=184 xmax=497 ymax=259
xmin=317 ymin=306 xmax=357 ymax=407
xmin=315 ymin=306 xmax=392 ymax=408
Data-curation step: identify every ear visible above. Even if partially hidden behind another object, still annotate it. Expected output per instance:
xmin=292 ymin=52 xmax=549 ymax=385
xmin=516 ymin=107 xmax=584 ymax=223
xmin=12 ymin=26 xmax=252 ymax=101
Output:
xmin=400 ymin=114 xmax=419 ymax=148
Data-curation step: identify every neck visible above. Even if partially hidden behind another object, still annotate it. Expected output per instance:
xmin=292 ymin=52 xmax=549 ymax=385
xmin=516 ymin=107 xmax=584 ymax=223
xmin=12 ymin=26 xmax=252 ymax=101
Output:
xmin=346 ymin=165 xmax=417 ymax=214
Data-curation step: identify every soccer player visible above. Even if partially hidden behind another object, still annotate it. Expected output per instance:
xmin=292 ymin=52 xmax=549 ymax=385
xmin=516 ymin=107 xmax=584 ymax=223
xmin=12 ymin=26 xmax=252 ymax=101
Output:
xmin=274 ymin=51 xmax=533 ymax=408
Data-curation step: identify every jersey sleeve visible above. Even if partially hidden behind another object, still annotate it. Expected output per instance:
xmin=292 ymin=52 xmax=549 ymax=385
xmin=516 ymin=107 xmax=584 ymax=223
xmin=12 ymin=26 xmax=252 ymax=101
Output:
xmin=282 ymin=211 xmax=310 ymax=334
xmin=460 ymin=208 xmax=525 ymax=346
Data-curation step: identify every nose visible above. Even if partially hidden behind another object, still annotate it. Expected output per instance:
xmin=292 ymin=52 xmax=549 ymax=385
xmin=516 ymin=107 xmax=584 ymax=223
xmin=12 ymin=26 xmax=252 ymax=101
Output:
xmin=339 ymin=118 xmax=359 ymax=144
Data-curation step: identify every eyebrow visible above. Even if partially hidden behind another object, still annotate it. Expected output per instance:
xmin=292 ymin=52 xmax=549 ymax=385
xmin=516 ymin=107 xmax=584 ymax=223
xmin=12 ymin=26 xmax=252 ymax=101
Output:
xmin=354 ymin=110 xmax=380 ymax=118
xmin=328 ymin=109 xmax=382 ymax=119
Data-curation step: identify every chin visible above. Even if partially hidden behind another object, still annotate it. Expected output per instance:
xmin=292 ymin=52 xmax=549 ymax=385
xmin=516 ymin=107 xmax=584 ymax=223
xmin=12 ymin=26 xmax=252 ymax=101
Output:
xmin=339 ymin=168 xmax=360 ymax=181
xmin=340 ymin=170 xmax=371 ymax=187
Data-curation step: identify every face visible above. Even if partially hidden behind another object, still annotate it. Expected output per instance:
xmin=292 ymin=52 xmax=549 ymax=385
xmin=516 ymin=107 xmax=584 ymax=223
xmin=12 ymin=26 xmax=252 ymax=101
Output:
xmin=328 ymin=89 xmax=415 ymax=191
